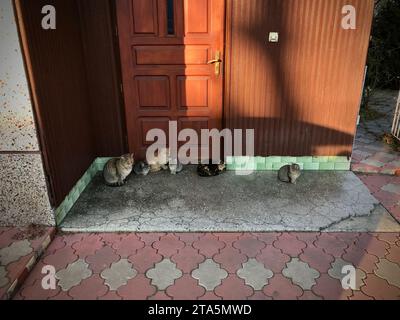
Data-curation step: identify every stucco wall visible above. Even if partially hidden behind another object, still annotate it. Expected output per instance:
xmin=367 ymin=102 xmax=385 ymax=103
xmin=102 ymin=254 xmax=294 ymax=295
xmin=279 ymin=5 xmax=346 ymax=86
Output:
xmin=0 ymin=0 xmax=55 ymax=226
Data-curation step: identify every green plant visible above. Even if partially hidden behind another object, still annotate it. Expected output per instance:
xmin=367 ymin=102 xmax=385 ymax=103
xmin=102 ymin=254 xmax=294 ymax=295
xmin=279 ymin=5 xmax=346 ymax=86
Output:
xmin=363 ymin=0 xmax=400 ymax=108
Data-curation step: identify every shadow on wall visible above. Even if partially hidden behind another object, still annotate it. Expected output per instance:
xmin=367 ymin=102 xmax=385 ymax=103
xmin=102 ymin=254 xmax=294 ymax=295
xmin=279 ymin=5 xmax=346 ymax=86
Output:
xmin=225 ymin=0 xmax=373 ymax=157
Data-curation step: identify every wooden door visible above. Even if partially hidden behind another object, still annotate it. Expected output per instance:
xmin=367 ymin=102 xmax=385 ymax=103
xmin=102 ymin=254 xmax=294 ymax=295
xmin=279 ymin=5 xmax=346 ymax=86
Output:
xmin=116 ymin=0 xmax=225 ymax=159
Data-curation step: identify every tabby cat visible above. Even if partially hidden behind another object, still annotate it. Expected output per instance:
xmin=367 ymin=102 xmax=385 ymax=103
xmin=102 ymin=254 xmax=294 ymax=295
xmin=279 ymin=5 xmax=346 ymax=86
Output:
xmin=278 ymin=163 xmax=301 ymax=184
xmin=197 ymin=160 xmax=226 ymax=177
xmin=103 ymin=154 xmax=134 ymax=186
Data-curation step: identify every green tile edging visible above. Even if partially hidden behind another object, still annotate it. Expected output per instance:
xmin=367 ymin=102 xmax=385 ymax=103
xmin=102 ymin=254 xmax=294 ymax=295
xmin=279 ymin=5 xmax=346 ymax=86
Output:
xmin=55 ymin=157 xmax=111 ymax=225
xmin=226 ymin=156 xmax=351 ymax=172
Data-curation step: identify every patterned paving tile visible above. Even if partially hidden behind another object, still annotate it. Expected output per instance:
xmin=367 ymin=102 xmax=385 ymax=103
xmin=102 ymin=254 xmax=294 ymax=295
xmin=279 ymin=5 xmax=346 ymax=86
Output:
xmin=263 ymin=274 xmax=303 ymax=300
xmin=171 ymin=245 xmax=205 ymax=273
xmin=312 ymin=274 xmax=352 ymax=300
xmin=237 ymin=258 xmax=273 ymax=290
xmin=0 ymin=227 xmax=55 ymax=300
xmin=72 ymin=234 xmax=103 ymax=258
xmin=213 ymin=245 xmax=247 ymax=273
xmin=86 ymin=246 xmax=120 ymax=274
xmin=191 ymin=259 xmax=228 ymax=291
xmin=327 ymin=258 xmax=366 ymax=290
xmin=282 ymin=258 xmax=320 ymax=290
xmin=299 ymin=244 xmax=335 ymax=273
xmin=233 ymin=234 xmax=265 ymax=258
xmin=361 ymin=274 xmax=400 ymax=300
xmin=128 ymin=246 xmax=163 ymax=273
xmin=101 ymin=259 xmax=137 ymax=291
xmin=273 ymin=233 xmax=306 ymax=257
xmin=111 ymin=234 xmax=145 ymax=258
xmin=0 ymin=240 xmax=32 ymax=265
xmin=56 ymin=259 xmax=92 ymax=291
xmin=256 ymin=245 xmax=291 ymax=273
xmin=68 ymin=274 xmax=108 ymax=299
xmin=166 ymin=274 xmax=206 ymax=300
xmin=117 ymin=274 xmax=156 ymax=300
xmin=11 ymin=231 xmax=400 ymax=300
xmin=374 ymin=259 xmax=400 ymax=288
xmin=193 ymin=234 xmax=225 ymax=258
xmin=214 ymin=275 xmax=253 ymax=300
xmin=146 ymin=259 xmax=182 ymax=291
xmin=153 ymin=234 xmax=185 ymax=257
xmin=314 ymin=233 xmax=348 ymax=257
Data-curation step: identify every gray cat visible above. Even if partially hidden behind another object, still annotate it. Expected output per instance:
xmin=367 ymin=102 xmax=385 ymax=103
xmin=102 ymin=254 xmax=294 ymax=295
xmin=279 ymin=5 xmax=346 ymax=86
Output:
xmin=134 ymin=161 xmax=150 ymax=176
xmin=278 ymin=163 xmax=301 ymax=184
xmin=103 ymin=154 xmax=134 ymax=186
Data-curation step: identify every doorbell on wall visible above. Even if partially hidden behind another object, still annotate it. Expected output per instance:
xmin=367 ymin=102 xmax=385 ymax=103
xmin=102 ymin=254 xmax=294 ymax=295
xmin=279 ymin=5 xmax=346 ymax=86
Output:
xmin=268 ymin=32 xmax=279 ymax=43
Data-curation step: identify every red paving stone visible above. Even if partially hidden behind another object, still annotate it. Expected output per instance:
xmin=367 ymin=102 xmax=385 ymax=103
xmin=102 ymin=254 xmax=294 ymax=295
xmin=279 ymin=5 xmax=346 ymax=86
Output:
xmin=299 ymin=244 xmax=335 ymax=273
xmin=198 ymin=291 xmax=222 ymax=300
xmin=213 ymin=245 xmax=247 ymax=273
xmin=343 ymin=245 xmax=380 ymax=273
xmin=5 ymin=231 xmax=400 ymax=300
xmin=111 ymin=233 xmax=145 ymax=257
xmin=72 ymin=234 xmax=104 ymax=258
xmin=361 ymin=274 xmax=400 ymax=300
xmin=148 ymin=291 xmax=172 ymax=300
xmin=256 ymin=245 xmax=291 ymax=273
xmin=171 ymin=245 xmax=205 ymax=273
xmin=166 ymin=275 xmax=206 ymax=300
xmin=314 ymin=233 xmax=348 ymax=257
xmin=263 ymin=274 xmax=303 ymax=300
xmin=117 ymin=274 xmax=156 ymax=300
xmin=127 ymin=246 xmax=163 ymax=273
xmin=68 ymin=274 xmax=108 ymax=300
xmin=153 ymin=234 xmax=185 ymax=257
xmin=251 ymin=232 xmax=281 ymax=245
xmin=312 ymin=274 xmax=352 ymax=300
xmin=193 ymin=234 xmax=225 ymax=258
xmin=174 ymin=233 xmax=204 ymax=244
xmin=233 ymin=234 xmax=265 ymax=257
xmin=86 ymin=246 xmax=120 ymax=274
xmin=214 ymin=275 xmax=253 ymax=300
xmin=273 ymin=233 xmax=307 ymax=257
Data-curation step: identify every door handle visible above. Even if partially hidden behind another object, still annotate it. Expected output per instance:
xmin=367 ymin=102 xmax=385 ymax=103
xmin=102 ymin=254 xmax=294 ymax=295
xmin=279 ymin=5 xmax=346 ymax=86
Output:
xmin=207 ymin=51 xmax=222 ymax=76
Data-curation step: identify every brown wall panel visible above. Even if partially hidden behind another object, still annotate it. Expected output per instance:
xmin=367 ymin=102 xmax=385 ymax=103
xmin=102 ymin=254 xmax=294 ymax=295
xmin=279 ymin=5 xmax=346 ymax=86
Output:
xmin=78 ymin=0 xmax=127 ymax=157
xmin=15 ymin=0 xmax=125 ymax=206
xmin=224 ymin=0 xmax=374 ymax=156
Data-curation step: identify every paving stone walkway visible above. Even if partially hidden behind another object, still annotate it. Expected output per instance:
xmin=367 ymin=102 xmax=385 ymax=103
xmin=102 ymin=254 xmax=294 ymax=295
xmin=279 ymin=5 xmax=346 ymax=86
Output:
xmin=352 ymin=90 xmax=400 ymax=175
xmin=0 ymin=226 xmax=55 ymax=300
xmin=12 ymin=232 xmax=400 ymax=300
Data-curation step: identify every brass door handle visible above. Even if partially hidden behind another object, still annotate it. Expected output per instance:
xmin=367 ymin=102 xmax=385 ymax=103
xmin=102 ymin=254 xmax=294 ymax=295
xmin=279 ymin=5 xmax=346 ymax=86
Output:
xmin=207 ymin=51 xmax=222 ymax=76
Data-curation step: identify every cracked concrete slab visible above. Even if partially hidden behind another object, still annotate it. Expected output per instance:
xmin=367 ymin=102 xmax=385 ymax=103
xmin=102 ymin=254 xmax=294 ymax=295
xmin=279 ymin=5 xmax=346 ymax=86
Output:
xmin=60 ymin=167 xmax=400 ymax=232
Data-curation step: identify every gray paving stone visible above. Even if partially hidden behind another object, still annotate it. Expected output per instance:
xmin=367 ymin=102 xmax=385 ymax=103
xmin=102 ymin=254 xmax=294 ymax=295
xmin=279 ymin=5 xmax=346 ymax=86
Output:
xmin=56 ymin=259 xmax=92 ymax=291
xmin=374 ymin=259 xmax=400 ymax=288
xmin=0 ymin=240 xmax=32 ymax=265
xmin=192 ymin=259 xmax=228 ymax=291
xmin=0 ymin=266 xmax=9 ymax=288
xmin=382 ymin=184 xmax=400 ymax=195
xmin=101 ymin=259 xmax=137 ymax=291
xmin=146 ymin=259 xmax=182 ymax=290
xmin=360 ymin=158 xmax=385 ymax=168
xmin=328 ymin=258 xmax=366 ymax=291
xmin=282 ymin=258 xmax=319 ymax=290
xmin=237 ymin=259 xmax=273 ymax=290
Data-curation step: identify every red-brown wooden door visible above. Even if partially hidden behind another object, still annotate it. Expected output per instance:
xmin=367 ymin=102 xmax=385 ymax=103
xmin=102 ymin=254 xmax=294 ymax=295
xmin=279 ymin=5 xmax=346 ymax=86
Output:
xmin=116 ymin=0 xmax=225 ymax=159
